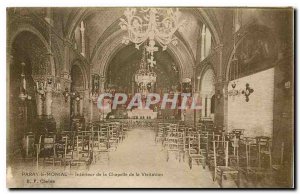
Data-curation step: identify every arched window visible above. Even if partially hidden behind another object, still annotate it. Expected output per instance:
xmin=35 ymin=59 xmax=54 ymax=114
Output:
xmin=200 ymin=68 xmax=215 ymax=120
xmin=200 ymin=24 xmax=212 ymax=61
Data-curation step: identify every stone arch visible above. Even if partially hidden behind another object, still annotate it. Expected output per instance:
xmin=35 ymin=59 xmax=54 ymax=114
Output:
xmin=192 ymin=8 xmax=222 ymax=46
xmin=8 ymin=23 xmax=50 ymax=52
xmin=197 ymin=62 xmax=216 ymax=92
xmin=199 ymin=67 xmax=216 ymax=120
xmin=225 ymin=24 xmax=278 ymax=81
xmin=70 ymin=59 xmax=88 ymax=90
xmin=65 ymin=8 xmax=222 ymax=50
xmin=8 ymin=23 xmax=57 ymax=77
xmin=91 ymin=30 xmax=195 ymax=81
xmin=65 ymin=8 xmax=89 ymax=39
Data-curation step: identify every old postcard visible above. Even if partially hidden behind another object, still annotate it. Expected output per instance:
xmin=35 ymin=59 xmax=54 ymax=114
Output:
xmin=6 ymin=7 xmax=294 ymax=188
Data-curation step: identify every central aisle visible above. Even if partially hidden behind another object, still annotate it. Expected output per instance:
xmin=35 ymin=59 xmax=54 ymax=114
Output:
xmin=57 ymin=127 xmax=219 ymax=188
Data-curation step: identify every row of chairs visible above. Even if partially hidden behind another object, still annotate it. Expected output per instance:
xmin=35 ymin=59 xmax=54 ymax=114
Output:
xmin=155 ymin=122 xmax=281 ymax=187
xmin=22 ymin=121 xmax=130 ymax=170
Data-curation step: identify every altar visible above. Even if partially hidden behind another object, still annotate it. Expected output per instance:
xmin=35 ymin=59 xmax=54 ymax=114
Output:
xmin=127 ymin=108 xmax=158 ymax=119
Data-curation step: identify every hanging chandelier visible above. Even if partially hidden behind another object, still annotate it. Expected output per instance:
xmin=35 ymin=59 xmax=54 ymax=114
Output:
xmin=135 ymin=48 xmax=157 ymax=96
xmin=119 ymin=8 xmax=186 ymax=60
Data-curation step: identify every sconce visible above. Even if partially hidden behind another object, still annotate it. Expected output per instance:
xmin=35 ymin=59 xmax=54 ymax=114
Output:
xmin=231 ymin=82 xmax=236 ymax=89
xmin=36 ymin=87 xmax=46 ymax=101
xmin=90 ymin=74 xmax=100 ymax=104
xmin=34 ymin=76 xmax=62 ymax=98
xmin=228 ymin=81 xmax=240 ymax=98
xmin=34 ymin=78 xmax=54 ymax=101
xmin=62 ymin=87 xmax=70 ymax=102
xmin=70 ymin=90 xmax=81 ymax=101
xmin=62 ymin=88 xmax=81 ymax=102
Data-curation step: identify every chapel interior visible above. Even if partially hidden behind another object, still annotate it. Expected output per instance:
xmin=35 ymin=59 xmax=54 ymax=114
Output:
xmin=7 ymin=7 xmax=294 ymax=188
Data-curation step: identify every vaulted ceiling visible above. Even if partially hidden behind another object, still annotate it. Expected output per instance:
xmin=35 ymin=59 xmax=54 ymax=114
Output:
xmin=107 ymin=43 xmax=180 ymax=90
xmin=66 ymin=8 xmax=221 ymax=63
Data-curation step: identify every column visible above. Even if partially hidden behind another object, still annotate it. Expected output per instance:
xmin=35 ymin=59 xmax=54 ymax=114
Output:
xmin=222 ymin=81 xmax=229 ymax=131
xmin=36 ymin=92 xmax=43 ymax=116
xmin=73 ymin=100 xmax=78 ymax=116
xmin=62 ymin=39 xmax=71 ymax=75
xmin=205 ymin=27 xmax=211 ymax=56
xmin=80 ymin=21 xmax=85 ymax=56
xmin=90 ymin=98 xmax=93 ymax=121
xmin=200 ymin=24 xmax=206 ymax=61
xmin=79 ymin=97 xmax=84 ymax=116
xmin=45 ymin=85 xmax=53 ymax=116
xmin=100 ymin=76 xmax=105 ymax=93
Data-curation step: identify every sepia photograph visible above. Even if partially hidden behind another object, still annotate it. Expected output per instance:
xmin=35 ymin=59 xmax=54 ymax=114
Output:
xmin=6 ymin=6 xmax=294 ymax=188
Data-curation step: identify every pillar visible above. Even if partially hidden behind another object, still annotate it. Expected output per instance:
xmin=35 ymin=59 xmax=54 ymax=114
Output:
xmin=45 ymin=85 xmax=53 ymax=116
xmin=212 ymin=43 xmax=224 ymax=129
xmin=79 ymin=97 xmax=84 ymax=116
xmin=223 ymin=82 xmax=229 ymax=131
xmin=80 ymin=21 xmax=85 ymax=56
xmin=73 ymin=100 xmax=78 ymax=116
xmin=36 ymin=92 xmax=43 ymax=116
xmin=100 ymin=75 xmax=105 ymax=93
xmin=200 ymin=24 xmax=206 ymax=61
xmin=90 ymin=98 xmax=93 ymax=122
xmin=63 ymin=39 xmax=71 ymax=75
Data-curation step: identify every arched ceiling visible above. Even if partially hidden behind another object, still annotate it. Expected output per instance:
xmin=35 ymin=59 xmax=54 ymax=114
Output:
xmin=10 ymin=31 xmax=49 ymax=98
xmin=64 ymin=8 xmax=222 ymax=62
xmin=11 ymin=31 xmax=51 ymax=77
xmin=107 ymin=44 xmax=180 ymax=90
xmin=84 ymin=8 xmax=124 ymax=57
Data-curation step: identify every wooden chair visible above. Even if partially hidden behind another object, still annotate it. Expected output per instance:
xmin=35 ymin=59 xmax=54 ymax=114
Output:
xmin=165 ymin=132 xmax=183 ymax=162
xmin=155 ymin=123 xmax=166 ymax=144
xmin=257 ymin=136 xmax=272 ymax=169
xmin=227 ymin=132 xmax=240 ymax=167
xmin=187 ymin=132 xmax=206 ymax=169
xmin=70 ymin=131 xmax=92 ymax=169
xmin=163 ymin=124 xmax=178 ymax=148
xmin=56 ymin=132 xmax=73 ymax=169
xmin=21 ymin=132 xmax=35 ymax=160
xmin=272 ymin=142 xmax=289 ymax=186
xmin=93 ymin=124 xmax=110 ymax=164
xmin=108 ymin=122 xmax=120 ymax=151
xmin=250 ymin=136 xmax=273 ymax=183
xmin=121 ymin=122 xmax=129 ymax=140
xmin=213 ymin=140 xmax=240 ymax=188
xmin=36 ymin=133 xmax=61 ymax=169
